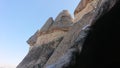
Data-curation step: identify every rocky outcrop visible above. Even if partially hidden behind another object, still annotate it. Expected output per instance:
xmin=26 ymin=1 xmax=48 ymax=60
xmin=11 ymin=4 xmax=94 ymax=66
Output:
xmin=27 ymin=10 xmax=73 ymax=48
xmin=17 ymin=0 xmax=120 ymax=68
xmin=74 ymin=0 xmax=99 ymax=22
xmin=17 ymin=10 xmax=73 ymax=68
xmin=40 ymin=17 xmax=54 ymax=33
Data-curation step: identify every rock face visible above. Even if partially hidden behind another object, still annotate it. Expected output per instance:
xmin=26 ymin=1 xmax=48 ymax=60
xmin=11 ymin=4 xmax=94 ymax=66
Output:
xmin=17 ymin=10 xmax=73 ymax=68
xmin=27 ymin=10 xmax=73 ymax=49
xmin=74 ymin=0 xmax=99 ymax=22
xmin=17 ymin=0 xmax=120 ymax=68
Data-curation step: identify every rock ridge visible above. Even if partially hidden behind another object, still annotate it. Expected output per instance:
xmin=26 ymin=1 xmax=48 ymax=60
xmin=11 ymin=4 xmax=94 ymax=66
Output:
xmin=17 ymin=0 xmax=120 ymax=68
xmin=27 ymin=10 xmax=73 ymax=47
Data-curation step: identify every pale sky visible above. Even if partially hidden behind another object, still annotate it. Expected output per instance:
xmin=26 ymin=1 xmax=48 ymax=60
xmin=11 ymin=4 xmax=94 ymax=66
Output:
xmin=0 ymin=0 xmax=80 ymax=67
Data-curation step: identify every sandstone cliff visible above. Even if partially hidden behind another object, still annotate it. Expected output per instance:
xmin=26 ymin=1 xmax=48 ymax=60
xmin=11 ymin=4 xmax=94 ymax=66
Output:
xmin=17 ymin=0 xmax=120 ymax=68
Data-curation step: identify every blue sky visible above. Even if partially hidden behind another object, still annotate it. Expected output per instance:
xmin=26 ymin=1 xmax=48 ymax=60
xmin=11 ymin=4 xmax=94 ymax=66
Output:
xmin=0 ymin=0 xmax=80 ymax=67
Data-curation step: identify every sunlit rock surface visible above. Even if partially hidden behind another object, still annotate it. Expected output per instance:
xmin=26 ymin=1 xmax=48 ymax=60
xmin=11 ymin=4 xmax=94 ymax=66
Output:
xmin=17 ymin=0 xmax=120 ymax=68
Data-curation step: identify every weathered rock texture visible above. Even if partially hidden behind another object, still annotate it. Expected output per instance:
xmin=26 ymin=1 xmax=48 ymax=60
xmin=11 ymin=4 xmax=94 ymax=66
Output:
xmin=74 ymin=0 xmax=99 ymax=22
xmin=17 ymin=0 xmax=120 ymax=68
xmin=17 ymin=10 xmax=73 ymax=68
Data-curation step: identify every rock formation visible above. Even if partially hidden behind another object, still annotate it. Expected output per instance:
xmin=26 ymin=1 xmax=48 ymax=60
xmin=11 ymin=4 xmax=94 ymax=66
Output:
xmin=17 ymin=0 xmax=120 ymax=68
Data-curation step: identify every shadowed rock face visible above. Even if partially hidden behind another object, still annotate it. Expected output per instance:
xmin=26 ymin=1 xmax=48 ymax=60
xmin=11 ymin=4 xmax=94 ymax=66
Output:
xmin=72 ymin=1 xmax=120 ymax=68
xmin=17 ymin=0 xmax=120 ymax=68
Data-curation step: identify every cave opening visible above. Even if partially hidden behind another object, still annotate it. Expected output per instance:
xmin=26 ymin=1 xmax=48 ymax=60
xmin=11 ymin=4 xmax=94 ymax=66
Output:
xmin=74 ymin=1 xmax=120 ymax=68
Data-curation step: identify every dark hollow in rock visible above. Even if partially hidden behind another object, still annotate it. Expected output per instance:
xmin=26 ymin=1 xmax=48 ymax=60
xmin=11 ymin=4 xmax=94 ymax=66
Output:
xmin=73 ymin=1 xmax=120 ymax=68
